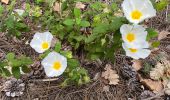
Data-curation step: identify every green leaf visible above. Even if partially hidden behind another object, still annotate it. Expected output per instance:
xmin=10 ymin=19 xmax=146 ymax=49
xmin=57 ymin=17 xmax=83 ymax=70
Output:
xmin=5 ymin=16 xmax=15 ymax=29
xmin=83 ymin=75 xmax=90 ymax=83
xmin=155 ymin=0 xmax=169 ymax=11
xmin=39 ymin=50 xmax=51 ymax=59
xmin=21 ymin=66 xmax=31 ymax=73
xmin=61 ymin=1 xmax=68 ymax=11
xmin=6 ymin=53 xmax=15 ymax=61
xmin=19 ymin=56 xmax=33 ymax=65
xmin=67 ymin=59 xmax=80 ymax=70
xmin=0 ymin=4 xmax=4 ymax=16
xmin=152 ymin=41 xmax=160 ymax=48
xmin=0 ymin=61 xmax=7 ymax=68
xmin=146 ymin=28 xmax=158 ymax=41
xmin=93 ymin=23 xmax=109 ymax=33
xmin=2 ymin=68 xmax=11 ymax=77
xmin=74 ymin=8 xmax=81 ymax=18
xmin=111 ymin=3 xmax=118 ymax=11
xmin=78 ymin=68 xmax=87 ymax=75
xmin=76 ymin=18 xmax=81 ymax=25
xmin=11 ymin=59 xmax=22 ymax=67
xmin=54 ymin=41 xmax=62 ymax=52
xmin=80 ymin=20 xmax=90 ymax=27
xmin=87 ymin=52 xmax=103 ymax=60
xmin=110 ymin=17 xmax=127 ymax=32
xmin=63 ymin=19 xmax=75 ymax=26
xmin=90 ymin=2 xmax=102 ymax=10
xmin=12 ymin=67 xmax=21 ymax=79
xmin=60 ymin=51 xmax=73 ymax=58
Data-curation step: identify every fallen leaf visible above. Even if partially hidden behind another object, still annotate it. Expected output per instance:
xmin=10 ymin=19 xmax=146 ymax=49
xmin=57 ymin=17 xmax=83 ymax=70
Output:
xmin=1 ymin=0 xmax=9 ymax=4
xmin=158 ymin=31 xmax=170 ymax=40
xmin=75 ymin=2 xmax=86 ymax=9
xmin=132 ymin=60 xmax=142 ymax=71
xmin=165 ymin=81 xmax=170 ymax=95
xmin=103 ymin=85 xmax=110 ymax=92
xmin=101 ymin=64 xmax=119 ymax=85
xmin=53 ymin=2 xmax=61 ymax=12
xmin=141 ymin=79 xmax=163 ymax=93
xmin=150 ymin=62 xmax=165 ymax=80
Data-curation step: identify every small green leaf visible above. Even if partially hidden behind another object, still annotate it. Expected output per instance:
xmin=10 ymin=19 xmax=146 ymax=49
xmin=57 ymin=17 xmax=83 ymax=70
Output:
xmin=74 ymin=8 xmax=81 ymax=18
xmin=111 ymin=3 xmax=118 ymax=11
xmin=60 ymin=51 xmax=73 ymax=58
xmin=0 ymin=4 xmax=4 ymax=16
xmin=11 ymin=59 xmax=22 ymax=67
xmin=54 ymin=41 xmax=62 ymax=52
xmin=0 ymin=61 xmax=7 ymax=68
xmin=155 ymin=0 xmax=169 ymax=11
xmin=67 ymin=59 xmax=80 ymax=69
xmin=152 ymin=41 xmax=160 ymax=48
xmin=80 ymin=20 xmax=90 ymax=27
xmin=63 ymin=19 xmax=75 ymax=26
xmin=21 ymin=66 xmax=31 ymax=73
xmin=76 ymin=18 xmax=81 ymax=25
xmin=6 ymin=53 xmax=15 ymax=61
xmin=83 ymin=76 xmax=90 ymax=83
xmin=19 ymin=56 xmax=33 ymax=65
xmin=12 ymin=67 xmax=21 ymax=79
xmin=2 ymin=68 xmax=11 ymax=77
xmin=146 ymin=28 xmax=158 ymax=41
xmin=39 ymin=50 xmax=51 ymax=59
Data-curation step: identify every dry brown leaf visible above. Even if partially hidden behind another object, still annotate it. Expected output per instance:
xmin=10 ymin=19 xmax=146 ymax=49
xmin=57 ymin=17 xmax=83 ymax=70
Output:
xmin=101 ymin=64 xmax=119 ymax=85
xmin=165 ymin=81 xmax=170 ymax=95
xmin=53 ymin=2 xmax=61 ymax=12
xmin=150 ymin=63 xmax=165 ymax=80
xmin=103 ymin=85 xmax=110 ymax=92
xmin=158 ymin=31 xmax=170 ymax=40
xmin=75 ymin=2 xmax=86 ymax=9
xmin=1 ymin=0 xmax=9 ymax=4
xmin=132 ymin=60 xmax=142 ymax=71
xmin=141 ymin=79 xmax=163 ymax=93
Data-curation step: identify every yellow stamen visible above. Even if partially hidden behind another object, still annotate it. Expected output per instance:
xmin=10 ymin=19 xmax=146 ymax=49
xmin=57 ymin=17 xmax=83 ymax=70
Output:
xmin=129 ymin=48 xmax=137 ymax=53
xmin=131 ymin=10 xmax=142 ymax=20
xmin=53 ymin=61 xmax=61 ymax=70
xmin=42 ymin=42 xmax=49 ymax=49
xmin=126 ymin=33 xmax=135 ymax=42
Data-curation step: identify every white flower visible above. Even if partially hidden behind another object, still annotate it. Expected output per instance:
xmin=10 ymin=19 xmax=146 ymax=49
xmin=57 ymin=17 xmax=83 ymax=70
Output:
xmin=13 ymin=9 xmax=25 ymax=16
xmin=41 ymin=52 xmax=67 ymax=77
xmin=30 ymin=32 xmax=53 ymax=53
xmin=122 ymin=43 xmax=151 ymax=59
xmin=122 ymin=0 xmax=156 ymax=24
xmin=120 ymin=24 xmax=149 ymax=48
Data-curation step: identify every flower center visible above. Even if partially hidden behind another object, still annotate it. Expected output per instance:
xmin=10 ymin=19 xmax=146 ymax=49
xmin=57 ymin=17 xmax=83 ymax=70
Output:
xmin=53 ymin=61 xmax=61 ymax=70
xmin=42 ymin=42 xmax=49 ymax=49
xmin=126 ymin=33 xmax=135 ymax=42
xmin=129 ymin=48 xmax=137 ymax=53
xmin=131 ymin=10 xmax=142 ymax=20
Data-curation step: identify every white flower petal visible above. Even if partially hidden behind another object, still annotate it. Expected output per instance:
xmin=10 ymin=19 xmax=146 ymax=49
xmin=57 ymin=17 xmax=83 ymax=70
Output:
xmin=120 ymin=24 xmax=149 ymax=48
xmin=122 ymin=0 xmax=156 ymax=24
xmin=41 ymin=52 xmax=67 ymax=77
xmin=122 ymin=43 xmax=150 ymax=59
xmin=120 ymin=24 xmax=133 ymax=35
xmin=30 ymin=31 xmax=53 ymax=53
xmin=137 ymin=49 xmax=151 ymax=59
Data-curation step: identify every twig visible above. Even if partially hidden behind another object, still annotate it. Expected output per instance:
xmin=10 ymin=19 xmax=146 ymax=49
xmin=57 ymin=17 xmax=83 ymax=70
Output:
xmin=165 ymin=5 xmax=169 ymax=22
xmin=29 ymin=78 xmax=59 ymax=82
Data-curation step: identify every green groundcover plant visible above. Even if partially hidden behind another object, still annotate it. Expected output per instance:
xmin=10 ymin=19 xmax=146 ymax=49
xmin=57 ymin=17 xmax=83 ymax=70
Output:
xmin=0 ymin=0 xmax=169 ymax=86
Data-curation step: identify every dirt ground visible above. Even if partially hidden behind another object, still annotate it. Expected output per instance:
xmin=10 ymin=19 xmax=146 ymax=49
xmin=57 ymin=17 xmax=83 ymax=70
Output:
xmin=0 ymin=3 xmax=170 ymax=100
